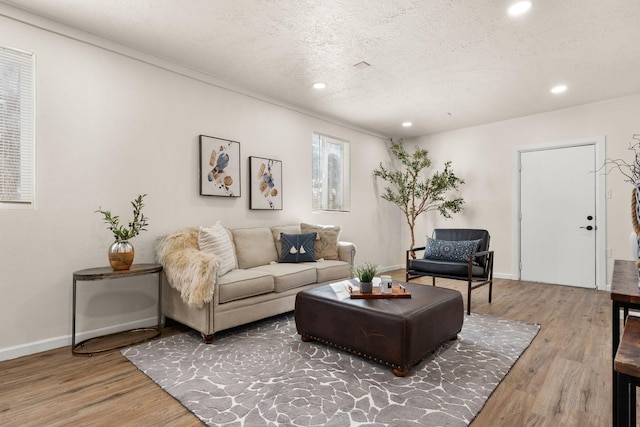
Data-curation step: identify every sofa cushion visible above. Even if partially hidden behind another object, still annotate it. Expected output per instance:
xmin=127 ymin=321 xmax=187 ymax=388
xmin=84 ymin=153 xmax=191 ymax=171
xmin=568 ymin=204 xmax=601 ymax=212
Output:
xmin=300 ymin=223 xmax=340 ymax=260
xmin=423 ymin=237 xmax=481 ymax=262
xmin=271 ymin=225 xmax=301 ymax=258
xmin=231 ymin=227 xmax=278 ymax=269
xmin=279 ymin=233 xmax=317 ymax=263
xmin=251 ymin=263 xmax=317 ymax=293
xmin=313 ymin=259 xmax=352 ymax=283
xmin=198 ymin=223 xmax=237 ymax=276
xmin=409 ymin=258 xmax=485 ymax=278
xmin=217 ymin=269 xmax=275 ymax=303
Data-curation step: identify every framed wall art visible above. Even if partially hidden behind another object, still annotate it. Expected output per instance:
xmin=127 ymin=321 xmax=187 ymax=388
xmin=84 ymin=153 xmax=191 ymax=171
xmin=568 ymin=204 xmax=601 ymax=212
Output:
xmin=199 ymin=135 xmax=241 ymax=197
xmin=249 ymin=156 xmax=282 ymax=210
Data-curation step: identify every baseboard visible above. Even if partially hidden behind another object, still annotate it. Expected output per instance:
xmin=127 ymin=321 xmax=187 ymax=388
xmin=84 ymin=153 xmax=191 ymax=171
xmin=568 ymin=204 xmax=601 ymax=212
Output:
xmin=0 ymin=316 xmax=159 ymax=362
xmin=380 ymin=264 xmax=404 ymax=273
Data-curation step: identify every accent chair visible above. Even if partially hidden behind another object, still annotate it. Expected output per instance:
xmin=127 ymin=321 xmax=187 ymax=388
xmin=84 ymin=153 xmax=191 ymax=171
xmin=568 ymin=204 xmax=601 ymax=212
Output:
xmin=405 ymin=228 xmax=494 ymax=315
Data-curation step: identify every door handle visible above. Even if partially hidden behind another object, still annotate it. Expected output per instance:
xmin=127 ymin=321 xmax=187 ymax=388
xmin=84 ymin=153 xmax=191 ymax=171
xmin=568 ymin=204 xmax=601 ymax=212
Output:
xmin=580 ymin=225 xmax=594 ymax=231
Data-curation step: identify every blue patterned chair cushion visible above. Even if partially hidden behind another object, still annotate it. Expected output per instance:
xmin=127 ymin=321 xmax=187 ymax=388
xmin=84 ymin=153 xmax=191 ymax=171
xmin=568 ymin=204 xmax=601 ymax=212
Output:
xmin=279 ymin=233 xmax=317 ymax=263
xmin=423 ymin=237 xmax=481 ymax=262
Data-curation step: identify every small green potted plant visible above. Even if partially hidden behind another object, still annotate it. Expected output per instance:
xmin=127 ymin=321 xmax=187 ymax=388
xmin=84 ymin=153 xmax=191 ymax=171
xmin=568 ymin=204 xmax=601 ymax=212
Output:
xmin=96 ymin=194 xmax=149 ymax=271
xmin=353 ymin=262 xmax=381 ymax=293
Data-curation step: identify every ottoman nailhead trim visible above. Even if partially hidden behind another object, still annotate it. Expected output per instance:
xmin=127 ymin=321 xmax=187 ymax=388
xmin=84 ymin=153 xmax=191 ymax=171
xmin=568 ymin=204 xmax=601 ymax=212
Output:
xmin=303 ymin=334 xmax=404 ymax=370
xmin=302 ymin=331 xmax=461 ymax=372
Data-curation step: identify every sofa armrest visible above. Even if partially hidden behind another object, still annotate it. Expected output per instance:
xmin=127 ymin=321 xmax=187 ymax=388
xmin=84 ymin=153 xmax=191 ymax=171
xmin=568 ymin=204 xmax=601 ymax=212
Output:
xmin=156 ymin=230 xmax=221 ymax=308
xmin=338 ymin=241 xmax=356 ymax=270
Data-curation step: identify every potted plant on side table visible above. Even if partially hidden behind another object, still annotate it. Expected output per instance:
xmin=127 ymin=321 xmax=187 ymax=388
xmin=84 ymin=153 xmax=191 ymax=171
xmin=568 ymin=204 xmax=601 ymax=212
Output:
xmin=95 ymin=194 xmax=149 ymax=271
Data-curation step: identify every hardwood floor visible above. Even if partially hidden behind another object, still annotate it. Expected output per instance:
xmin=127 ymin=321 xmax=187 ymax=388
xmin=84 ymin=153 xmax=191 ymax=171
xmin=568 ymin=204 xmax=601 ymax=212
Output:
xmin=0 ymin=271 xmax=614 ymax=426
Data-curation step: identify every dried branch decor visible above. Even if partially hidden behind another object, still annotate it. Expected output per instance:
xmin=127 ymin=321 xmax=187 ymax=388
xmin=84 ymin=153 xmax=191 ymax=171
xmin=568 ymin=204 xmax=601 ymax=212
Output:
xmin=600 ymin=134 xmax=640 ymax=184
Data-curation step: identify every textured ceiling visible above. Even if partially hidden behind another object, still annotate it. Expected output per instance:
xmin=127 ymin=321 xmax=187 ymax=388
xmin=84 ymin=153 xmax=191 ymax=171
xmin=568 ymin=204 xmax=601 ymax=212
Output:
xmin=2 ymin=0 xmax=640 ymax=138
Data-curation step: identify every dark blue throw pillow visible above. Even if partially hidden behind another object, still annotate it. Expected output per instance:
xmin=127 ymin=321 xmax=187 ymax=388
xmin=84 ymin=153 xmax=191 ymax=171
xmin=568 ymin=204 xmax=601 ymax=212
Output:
xmin=279 ymin=233 xmax=317 ymax=263
xmin=423 ymin=237 xmax=481 ymax=262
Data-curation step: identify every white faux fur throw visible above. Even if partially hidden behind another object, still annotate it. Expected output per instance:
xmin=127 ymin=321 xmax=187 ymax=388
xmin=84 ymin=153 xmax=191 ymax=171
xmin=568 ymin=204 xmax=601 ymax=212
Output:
xmin=156 ymin=227 xmax=221 ymax=308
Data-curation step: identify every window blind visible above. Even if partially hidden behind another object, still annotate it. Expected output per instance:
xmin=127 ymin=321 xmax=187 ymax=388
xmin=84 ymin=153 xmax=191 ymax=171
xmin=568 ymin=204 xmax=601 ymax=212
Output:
xmin=0 ymin=46 xmax=34 ymax=205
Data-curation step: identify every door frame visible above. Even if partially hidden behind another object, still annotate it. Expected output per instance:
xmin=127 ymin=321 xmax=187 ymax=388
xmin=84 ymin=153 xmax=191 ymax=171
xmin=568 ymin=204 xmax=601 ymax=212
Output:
xmin=511 ymin=136 xmax=607 ymax=290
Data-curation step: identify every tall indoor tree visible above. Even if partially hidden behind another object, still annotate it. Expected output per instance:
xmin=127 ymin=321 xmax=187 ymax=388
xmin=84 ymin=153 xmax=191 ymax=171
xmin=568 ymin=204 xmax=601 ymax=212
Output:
xmin=374 ymin=139 xmax=465 ymax=256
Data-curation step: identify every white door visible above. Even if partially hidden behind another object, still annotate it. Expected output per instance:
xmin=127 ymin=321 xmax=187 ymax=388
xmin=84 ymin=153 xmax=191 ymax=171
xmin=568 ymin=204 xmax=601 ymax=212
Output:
xmin=520 ymin=145 xmax=596 ymax=288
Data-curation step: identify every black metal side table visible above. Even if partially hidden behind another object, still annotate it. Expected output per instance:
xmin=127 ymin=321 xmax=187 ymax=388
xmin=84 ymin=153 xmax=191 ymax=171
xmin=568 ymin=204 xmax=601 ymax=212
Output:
xmin=72 ymin=263 xmax=163 ymax=356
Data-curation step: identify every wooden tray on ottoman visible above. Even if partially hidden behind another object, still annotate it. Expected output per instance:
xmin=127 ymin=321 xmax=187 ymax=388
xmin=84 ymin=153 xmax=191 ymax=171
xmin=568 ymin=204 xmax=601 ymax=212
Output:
xmin=350 ymin=284 xmax=411 ymax=299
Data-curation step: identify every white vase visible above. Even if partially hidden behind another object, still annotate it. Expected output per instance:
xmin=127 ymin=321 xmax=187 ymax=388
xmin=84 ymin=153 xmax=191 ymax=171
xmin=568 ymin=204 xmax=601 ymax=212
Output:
xmin=635 ymin=180 xmax=640 ymax=226
xmin=630 ymin=232 xmax=639 ymax=259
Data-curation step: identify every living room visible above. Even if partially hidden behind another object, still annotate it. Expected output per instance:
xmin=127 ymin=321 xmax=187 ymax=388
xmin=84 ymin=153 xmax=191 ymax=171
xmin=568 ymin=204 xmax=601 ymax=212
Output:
xmin=1 ymin=1 xmax=639 ymax=425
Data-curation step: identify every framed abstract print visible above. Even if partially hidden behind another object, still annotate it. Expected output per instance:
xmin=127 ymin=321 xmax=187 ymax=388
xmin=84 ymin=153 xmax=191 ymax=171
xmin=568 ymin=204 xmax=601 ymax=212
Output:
xmin=249 ymin=156 xmax=282 ymax=210
xmin=199 ymin=135 xmax=241 ymax=197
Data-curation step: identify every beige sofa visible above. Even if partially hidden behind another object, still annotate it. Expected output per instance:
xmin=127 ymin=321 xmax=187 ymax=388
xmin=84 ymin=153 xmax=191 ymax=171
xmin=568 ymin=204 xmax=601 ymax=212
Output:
xmin=156 ymin=223 xmax=356 ymax=342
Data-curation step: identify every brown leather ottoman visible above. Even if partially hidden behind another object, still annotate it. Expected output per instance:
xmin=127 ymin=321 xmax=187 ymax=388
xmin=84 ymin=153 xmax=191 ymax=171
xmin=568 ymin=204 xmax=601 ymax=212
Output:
xmin=294 ymin=280 xmax=464 ymax=376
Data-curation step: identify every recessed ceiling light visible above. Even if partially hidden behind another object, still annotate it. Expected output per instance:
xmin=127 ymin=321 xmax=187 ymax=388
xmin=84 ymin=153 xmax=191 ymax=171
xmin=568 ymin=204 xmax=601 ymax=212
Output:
xmin=402 ymin=122 xmax=413 ymax=127
xmin=508 ymin=1 xmax=532 ymax=16
xmin=312 ymin=82 xmax=326 ymax=89
xmin=551 ymin=84 xmax=567 ymax=94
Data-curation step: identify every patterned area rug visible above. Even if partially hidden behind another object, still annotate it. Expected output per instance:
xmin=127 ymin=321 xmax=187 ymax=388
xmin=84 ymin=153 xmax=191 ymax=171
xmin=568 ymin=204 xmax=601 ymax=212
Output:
xmin=122 ymin=313 xmax=539 ymax=426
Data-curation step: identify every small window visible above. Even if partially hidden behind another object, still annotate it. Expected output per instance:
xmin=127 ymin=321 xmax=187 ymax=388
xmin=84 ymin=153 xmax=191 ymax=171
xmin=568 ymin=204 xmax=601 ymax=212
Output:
xmin=312 ymin=133 xmax=350 ymax=212
xmin=0 ymin=46 xmax=35 ymax=208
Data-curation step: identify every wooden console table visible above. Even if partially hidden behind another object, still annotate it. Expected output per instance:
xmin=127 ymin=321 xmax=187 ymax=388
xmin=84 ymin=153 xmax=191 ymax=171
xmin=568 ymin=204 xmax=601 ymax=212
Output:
xmin=72 ymin=263 xmax=163 ymax=356
xmin=611 ymin=259 xmax=640 ymax=426
xmin=615 ymin=316 xmax=640 ymax=426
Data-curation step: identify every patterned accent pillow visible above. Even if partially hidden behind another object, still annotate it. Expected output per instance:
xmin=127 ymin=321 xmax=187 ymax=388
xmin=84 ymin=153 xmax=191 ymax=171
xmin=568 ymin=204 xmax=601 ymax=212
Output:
xmin=279 ymin=233 xmax=317 ymax=263
xmin=198 ymin=223 xmax=238 ymax=276
xmin=423 ymin=237 xmax=481 ymax=262
xmin=300 ymin=223 xmax=340 ymax=260
xmin=270 ymin=225 xmax=301 ymax=258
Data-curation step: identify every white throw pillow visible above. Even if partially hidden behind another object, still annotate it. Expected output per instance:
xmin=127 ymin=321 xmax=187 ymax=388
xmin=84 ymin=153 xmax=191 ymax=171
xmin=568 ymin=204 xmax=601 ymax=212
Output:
xmin=198 ymin=223 xmax=237 ymax=276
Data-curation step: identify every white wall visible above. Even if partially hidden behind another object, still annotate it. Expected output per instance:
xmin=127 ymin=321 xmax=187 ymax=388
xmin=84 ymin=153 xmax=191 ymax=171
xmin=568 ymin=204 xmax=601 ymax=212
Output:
xmin=408 ymin=93 xmax=640 ymax=280
xmin=0 ymin=11 xmax=402 ymax=360
xmin=4 ymin=5 xmax=637 ymax=361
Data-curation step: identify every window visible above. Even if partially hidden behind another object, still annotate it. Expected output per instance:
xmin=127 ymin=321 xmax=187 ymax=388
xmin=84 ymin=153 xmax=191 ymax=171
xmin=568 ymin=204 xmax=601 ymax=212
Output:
xmin=312 ymin=133 xmax=350 ymax=211
xmin=0 ymin=46 xmax=35 ymax=207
